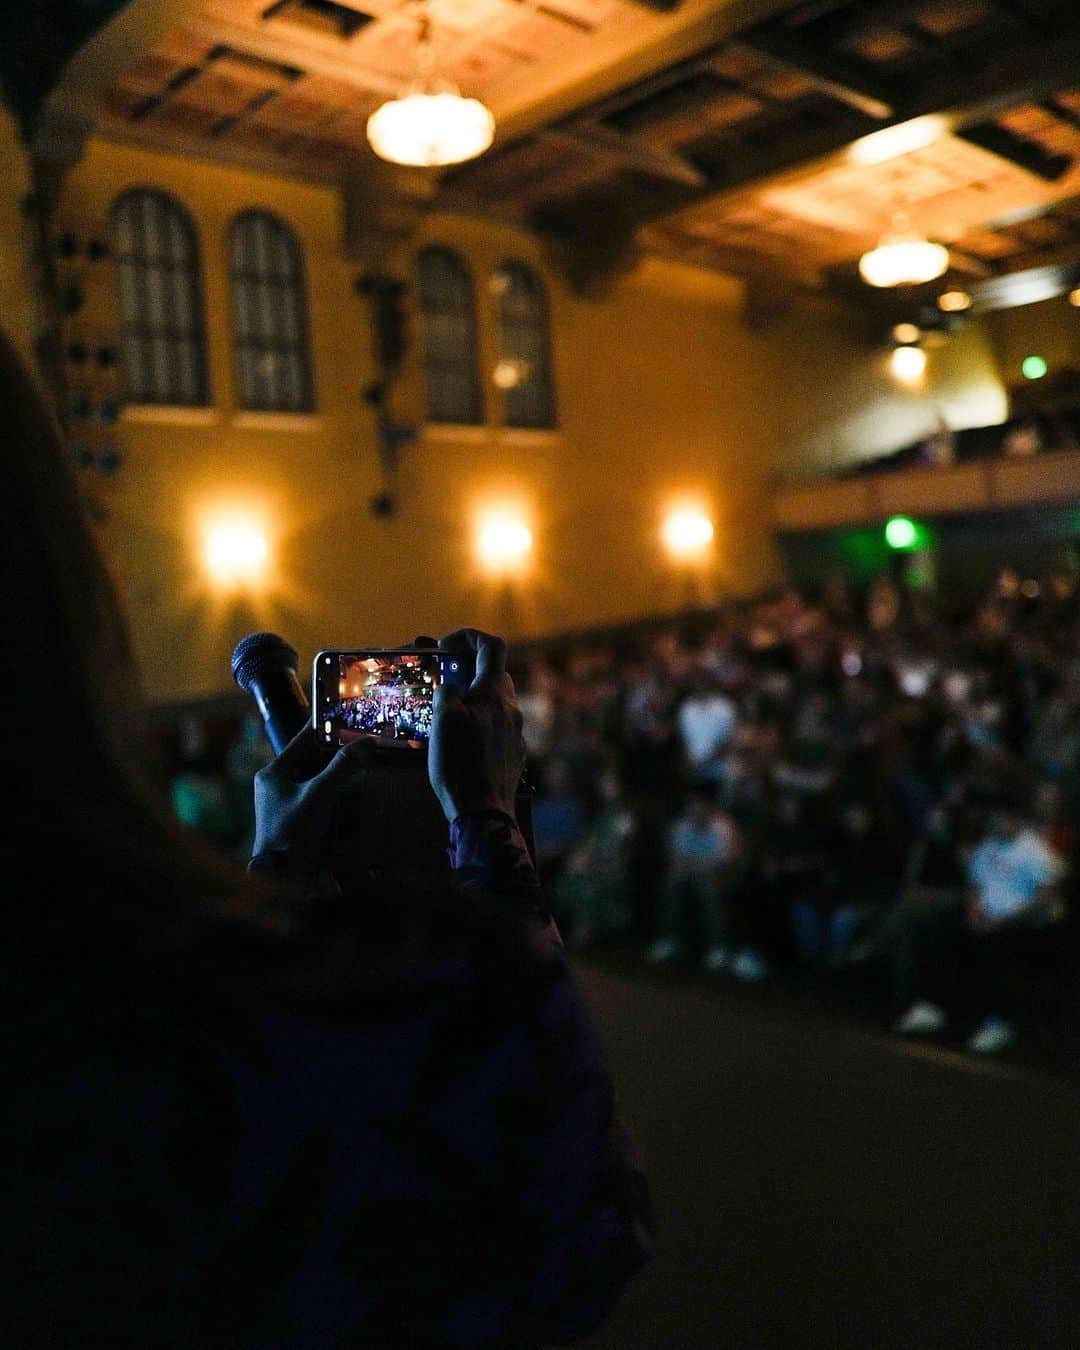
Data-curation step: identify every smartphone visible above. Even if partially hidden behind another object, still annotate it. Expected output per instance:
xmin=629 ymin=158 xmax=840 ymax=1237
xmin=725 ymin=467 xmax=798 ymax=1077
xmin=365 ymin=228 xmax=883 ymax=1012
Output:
xmin=312 ymin=648 xmax=473 ymax=748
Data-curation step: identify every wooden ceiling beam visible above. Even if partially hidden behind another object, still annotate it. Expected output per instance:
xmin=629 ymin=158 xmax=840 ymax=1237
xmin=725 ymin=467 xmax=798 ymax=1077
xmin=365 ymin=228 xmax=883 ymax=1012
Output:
xmin=898 ymin=29 xmax=1080 ymax=127
xmin=538 ymin=124 xmax=708 ymax=187
xmin=648 ymin=25 xmax=1080 ymax=230
xmin=182 ymin=13 xmax=402 ymax=98
xmin=737 ymin=31 xmax=894 ymax=119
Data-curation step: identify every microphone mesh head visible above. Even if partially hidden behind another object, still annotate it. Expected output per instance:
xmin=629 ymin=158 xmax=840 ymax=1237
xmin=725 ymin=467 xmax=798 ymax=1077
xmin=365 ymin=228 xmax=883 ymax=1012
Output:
xmin=231 ymin=631 xmax=299 ymax=695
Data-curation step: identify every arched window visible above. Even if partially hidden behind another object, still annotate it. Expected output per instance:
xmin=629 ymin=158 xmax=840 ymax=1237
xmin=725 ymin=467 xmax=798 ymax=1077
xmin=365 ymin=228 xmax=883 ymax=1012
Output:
xmin=417 ymin=247 xmax=482 ymax=425
xmin=110 ymin=190 xmax=209 ymax=406
xmin=493 ymin=261 xmax=556 ymax=430
xmin=229 ymin=211 xmax=315 ymax=413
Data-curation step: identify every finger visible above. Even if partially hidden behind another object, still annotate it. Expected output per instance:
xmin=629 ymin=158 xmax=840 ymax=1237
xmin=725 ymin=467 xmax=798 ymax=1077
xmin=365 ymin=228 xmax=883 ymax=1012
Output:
xmin=308 ymin=735 xmax=378 ymax=796
xmin=266 ymin=723 xmax=324 ymax=776
xmin=413 ymin=634 xmax=438 ymax=649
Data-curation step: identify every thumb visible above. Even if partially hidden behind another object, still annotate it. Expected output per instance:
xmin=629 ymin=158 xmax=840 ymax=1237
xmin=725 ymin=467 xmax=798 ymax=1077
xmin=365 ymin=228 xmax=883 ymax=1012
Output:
xmin=433 ymin=682 xmax=465 ymax=713
xmin=265 ymin=724 xmax=323 ymax=777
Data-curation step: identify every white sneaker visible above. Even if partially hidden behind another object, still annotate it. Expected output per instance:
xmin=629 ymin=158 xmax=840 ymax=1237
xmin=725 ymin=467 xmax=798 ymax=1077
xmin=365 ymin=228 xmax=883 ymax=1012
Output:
xmin=893 ymin=1000 xmax=947 ymax=1035
xmin=646 ymin=938 xmax=679 ymax=964
xmin=731 ymin=948 xmax=769 ymax=982
xmin=966 ymin=1017 xmax=1016 ymax=1056
xmin=702 ymin=945 xmax=731 ymax=973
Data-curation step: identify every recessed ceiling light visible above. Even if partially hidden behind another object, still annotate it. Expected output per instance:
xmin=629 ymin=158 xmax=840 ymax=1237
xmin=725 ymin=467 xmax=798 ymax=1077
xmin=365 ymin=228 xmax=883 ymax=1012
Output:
xmin=849 ymin=115 xmax=948 ymax=167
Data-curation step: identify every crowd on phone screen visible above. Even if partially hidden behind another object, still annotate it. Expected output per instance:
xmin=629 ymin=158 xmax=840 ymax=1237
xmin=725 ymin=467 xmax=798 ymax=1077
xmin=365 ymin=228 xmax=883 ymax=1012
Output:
xmin=169 ymin=564 xmax=1080 ymax=1058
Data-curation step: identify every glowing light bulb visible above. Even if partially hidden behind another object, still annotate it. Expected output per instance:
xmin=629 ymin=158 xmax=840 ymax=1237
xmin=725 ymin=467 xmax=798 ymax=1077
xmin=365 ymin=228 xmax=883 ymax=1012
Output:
xmin=367 ymin=89 xmax=494 ymax=167
xmin=885 ymin=516 xmax=919 ymax=550
xmin=1022 ymin=355 xmax=1048 ymax=380
xmin=937 ymin=290 xmax=972 ymax=312
xmin=662 ymin=509 xmax=714 ymax=559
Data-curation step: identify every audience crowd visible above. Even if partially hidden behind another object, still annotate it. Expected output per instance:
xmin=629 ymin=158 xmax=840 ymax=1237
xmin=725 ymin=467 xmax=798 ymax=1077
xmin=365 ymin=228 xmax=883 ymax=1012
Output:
xmin=513 ymin=565 xmax=1079 ymax=1057
xmin=164 ymin=564 xmax=1080 ymax=1059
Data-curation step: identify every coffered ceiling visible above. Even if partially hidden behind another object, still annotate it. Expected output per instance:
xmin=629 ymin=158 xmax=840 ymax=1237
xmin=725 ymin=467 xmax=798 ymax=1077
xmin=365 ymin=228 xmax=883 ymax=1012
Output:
xmin=33 ymin=0 xmax=1080 ymax=317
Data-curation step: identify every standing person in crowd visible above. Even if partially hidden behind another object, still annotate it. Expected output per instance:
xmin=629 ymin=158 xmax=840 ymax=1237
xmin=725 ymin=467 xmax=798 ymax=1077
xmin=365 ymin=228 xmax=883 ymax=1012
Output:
xmin=1 ymin=331 xmax=653 ymax=1349
xmin=619 ymin=658 xmax=683 ymax=942
xmin=889 ymin=786 xmax=1067 ymax=1053
xmin=675 ymin=667 xmax=737 ymax=790
xmin=555 ymin=764 xmax=636 ymax=948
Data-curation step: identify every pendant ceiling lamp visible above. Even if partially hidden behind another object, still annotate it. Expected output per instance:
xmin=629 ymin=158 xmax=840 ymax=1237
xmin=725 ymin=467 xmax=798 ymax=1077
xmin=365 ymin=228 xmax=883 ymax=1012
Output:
xmin=366 ymin=1 xmax=495 ymax=168
xmin=859 ymin=213 xmax=949 ymax=288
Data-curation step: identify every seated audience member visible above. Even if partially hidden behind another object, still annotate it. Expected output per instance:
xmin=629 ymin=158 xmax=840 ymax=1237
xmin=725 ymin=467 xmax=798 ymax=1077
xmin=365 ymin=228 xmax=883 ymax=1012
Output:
xmin=169 ymin=712 xmax=249 ymax=852
xmin=889 ymin=788 xmax=1067 ymax=1054
xmin=555 ymin=765 xmax=635 ymax=947
xmin=749 ymin=787 xmax=830 ymax=969
xmin=790 ymin=800 xmax=901 ymax=969
xmin=1 ymin=330 xmax=652 ymax=1349
xmin=530 ymin=755 xmax=586 ymax=885
xmin=647 ymin=787 xmax=768 ymax=980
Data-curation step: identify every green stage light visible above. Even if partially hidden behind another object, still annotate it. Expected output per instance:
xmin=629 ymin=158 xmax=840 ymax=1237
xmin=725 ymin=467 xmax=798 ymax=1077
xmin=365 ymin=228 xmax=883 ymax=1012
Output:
xmin=1022 ymin=355 xmax=1048 ymax=380
xmin=885 ymin=515 xmax=919 ymax=550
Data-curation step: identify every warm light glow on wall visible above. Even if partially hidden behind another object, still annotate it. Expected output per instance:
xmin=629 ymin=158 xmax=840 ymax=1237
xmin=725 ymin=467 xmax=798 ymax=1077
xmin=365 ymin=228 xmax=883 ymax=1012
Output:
xmin=889 ymin=344 xmax=928 ymax=386
xmin=662 ymin=507 xmax=714 ymax=561
xmin=201 ymin=512 xmax=271 ymax=590
xmin=475 ymin=508 xmax=533 ymax=574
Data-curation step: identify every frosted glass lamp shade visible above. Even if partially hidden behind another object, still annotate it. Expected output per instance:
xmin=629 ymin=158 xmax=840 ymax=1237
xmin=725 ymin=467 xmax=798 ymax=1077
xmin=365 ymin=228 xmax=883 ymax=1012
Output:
xmin=367 ymin=90 xmax=495 ymax=167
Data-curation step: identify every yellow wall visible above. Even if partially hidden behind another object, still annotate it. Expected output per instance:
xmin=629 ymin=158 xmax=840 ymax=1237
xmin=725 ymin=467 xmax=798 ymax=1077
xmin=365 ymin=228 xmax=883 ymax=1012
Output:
xmin=15 ymin=135 xmax=1009 ymax=702
xmin=759 ymin=305 xmax=1008 ymax=477
xmin=984 ymin=297 xmax=1080 ymax=391
xmin=0 ymin=105 xmax=34 ymax=365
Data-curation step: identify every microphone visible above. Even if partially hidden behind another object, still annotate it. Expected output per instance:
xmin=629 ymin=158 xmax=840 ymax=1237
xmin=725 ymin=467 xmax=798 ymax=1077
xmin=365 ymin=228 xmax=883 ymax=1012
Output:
xmin=231 ymin=632 xmax=310 ymax=755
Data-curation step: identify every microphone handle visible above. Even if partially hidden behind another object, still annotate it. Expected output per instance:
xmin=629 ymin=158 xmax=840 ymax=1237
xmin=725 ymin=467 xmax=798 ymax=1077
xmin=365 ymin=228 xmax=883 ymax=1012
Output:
xmin=251 ymin=667 xmax=310 ymax=755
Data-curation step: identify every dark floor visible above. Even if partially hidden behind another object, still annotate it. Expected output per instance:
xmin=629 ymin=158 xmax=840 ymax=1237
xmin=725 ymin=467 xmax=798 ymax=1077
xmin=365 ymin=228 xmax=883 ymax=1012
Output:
xmin=572 ymin=949 xmax=1080 ymax=1350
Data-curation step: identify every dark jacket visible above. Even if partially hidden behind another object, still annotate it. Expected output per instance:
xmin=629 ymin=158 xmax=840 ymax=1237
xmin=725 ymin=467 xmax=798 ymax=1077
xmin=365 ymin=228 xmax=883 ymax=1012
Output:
xmin=4 ymin=814 xmax=653 ymax=1348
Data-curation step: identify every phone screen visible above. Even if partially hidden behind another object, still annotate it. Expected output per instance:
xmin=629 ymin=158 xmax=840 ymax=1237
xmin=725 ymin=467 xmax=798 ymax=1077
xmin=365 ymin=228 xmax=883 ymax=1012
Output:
xmin=316 ymin=651 xmax=443 ymax=747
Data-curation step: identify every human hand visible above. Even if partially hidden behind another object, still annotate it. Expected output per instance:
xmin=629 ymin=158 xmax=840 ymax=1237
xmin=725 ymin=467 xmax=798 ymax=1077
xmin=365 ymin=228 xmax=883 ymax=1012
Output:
xmin=426 ymin=628 xmax=526 ymax=824
xmin=252 ymin=724 xmax=377 ymax=874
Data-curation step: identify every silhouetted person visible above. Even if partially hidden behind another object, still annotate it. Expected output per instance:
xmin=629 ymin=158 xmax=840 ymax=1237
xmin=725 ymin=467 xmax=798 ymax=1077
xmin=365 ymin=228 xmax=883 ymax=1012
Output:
xmin=0 ymin=330 xmax=652 ymax=1349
